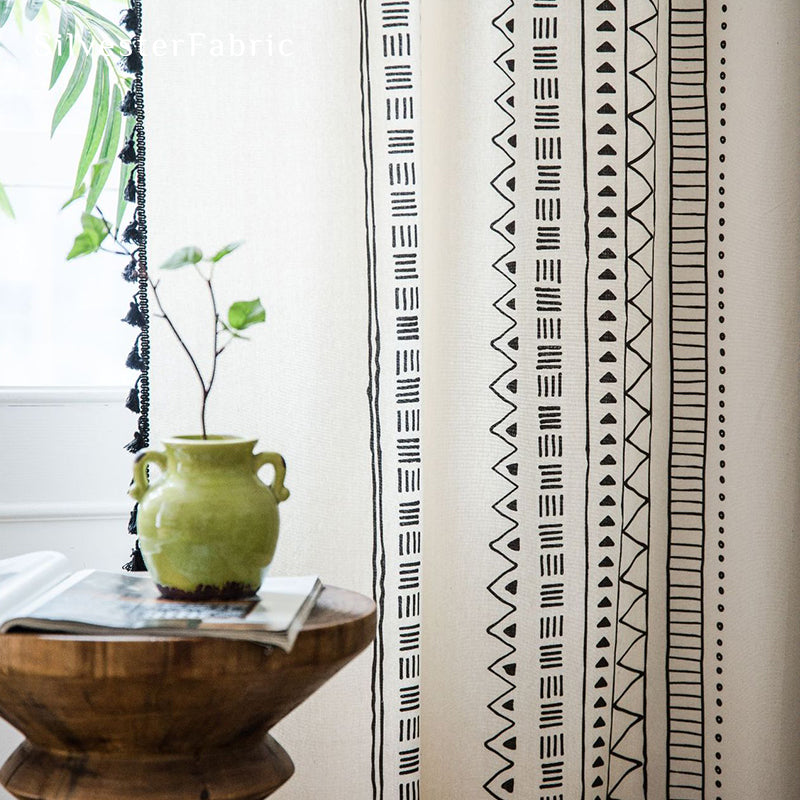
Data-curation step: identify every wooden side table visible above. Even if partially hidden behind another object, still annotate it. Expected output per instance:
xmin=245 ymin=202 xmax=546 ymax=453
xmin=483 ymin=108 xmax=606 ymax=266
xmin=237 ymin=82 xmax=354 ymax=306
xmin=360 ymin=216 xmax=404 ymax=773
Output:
xmin=0 ymin=586 xmax=375 ymax=800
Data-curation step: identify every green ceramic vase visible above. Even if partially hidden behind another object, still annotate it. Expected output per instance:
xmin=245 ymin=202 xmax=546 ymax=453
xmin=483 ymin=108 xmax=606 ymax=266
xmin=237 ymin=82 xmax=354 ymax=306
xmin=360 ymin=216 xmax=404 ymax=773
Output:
xmin=129 ymin=436 xmax=289 ymax=600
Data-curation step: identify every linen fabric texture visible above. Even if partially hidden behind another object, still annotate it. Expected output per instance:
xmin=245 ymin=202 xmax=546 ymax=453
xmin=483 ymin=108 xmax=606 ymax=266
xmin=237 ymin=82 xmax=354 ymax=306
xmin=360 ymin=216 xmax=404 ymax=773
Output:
xmin=144 ymin=1 xmax=800 ymax=798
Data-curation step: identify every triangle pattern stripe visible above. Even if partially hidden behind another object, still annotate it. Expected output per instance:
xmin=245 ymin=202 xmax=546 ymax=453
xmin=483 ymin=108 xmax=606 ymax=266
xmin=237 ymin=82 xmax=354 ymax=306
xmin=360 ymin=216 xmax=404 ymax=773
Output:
xmin=487 ymin=6 xmax=520 ymax=796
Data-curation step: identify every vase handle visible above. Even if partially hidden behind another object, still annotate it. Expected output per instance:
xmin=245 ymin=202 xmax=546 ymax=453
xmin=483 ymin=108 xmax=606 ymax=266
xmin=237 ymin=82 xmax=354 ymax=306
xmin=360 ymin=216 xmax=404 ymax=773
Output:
xmin=129 ymin=449 xmax=168 ymax=502
xmin=253 ymin=452 xmax=290 ymax=503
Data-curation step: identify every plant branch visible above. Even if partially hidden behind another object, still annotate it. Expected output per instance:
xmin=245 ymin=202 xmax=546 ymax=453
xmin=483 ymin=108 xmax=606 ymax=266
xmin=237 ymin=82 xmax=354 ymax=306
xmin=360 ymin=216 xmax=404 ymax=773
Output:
xmin=95 ymin=205 xmax=132 ymax=253
xmin=202 ymin=276 xmax=222 ymax=439
xmin=46 ymin=0 xmax=129 ymax=90
xmin=148 ymin=277 xmax=210 ymax=436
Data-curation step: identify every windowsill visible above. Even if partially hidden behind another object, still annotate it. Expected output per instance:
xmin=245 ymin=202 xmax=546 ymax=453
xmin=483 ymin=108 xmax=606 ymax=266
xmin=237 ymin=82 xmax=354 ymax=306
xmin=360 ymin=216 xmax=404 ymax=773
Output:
xmin=0 ymin=387 xmax=128 ymax=407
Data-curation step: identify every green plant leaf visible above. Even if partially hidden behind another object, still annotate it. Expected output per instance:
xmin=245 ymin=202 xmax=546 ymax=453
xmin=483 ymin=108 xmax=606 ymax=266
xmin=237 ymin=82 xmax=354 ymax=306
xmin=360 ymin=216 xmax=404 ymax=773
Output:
xmin=67 ymin=212 xmax=108 ymax=259
xmin=51 ymin=30 xmax=92 ymax=136
xmin=209 ymin=241 xmax=245 ymax=263
xmin=60 ymin=182 xmax=86 ymax=210
xmin=23 ymin=0 xmax=41 ymax=21
xmin=49 ymin=6 xmax=75 ymax=88
xmin=228 ymin=299 xmax=265 ymax=331
xmin=0 ymin=0 xmax=15 ymax=28
xmin=66 ymin=1 xmax=127 ymax=43
xmin=115 ymin=114 xmax=135 ymax=233
xmin=0 ymin=180 xmax=14 ymax=219
xmin=73 ymin=57 xmax=108 ymax=191
xmin=219 ymin=319 xmax=248 ymax=340
xmin=84 ymin=83 xmax=121 ymax=210
xmin=160 ymin=246 xmax=203 ymax=270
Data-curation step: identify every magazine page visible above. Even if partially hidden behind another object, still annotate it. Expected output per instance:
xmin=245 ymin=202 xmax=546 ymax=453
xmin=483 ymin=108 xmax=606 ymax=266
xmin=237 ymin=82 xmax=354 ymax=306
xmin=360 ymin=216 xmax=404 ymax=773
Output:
xmin=3 ymin=570 xmax=321 ymax=649
xmin=0 ymin=552 xmax=71 ymax=625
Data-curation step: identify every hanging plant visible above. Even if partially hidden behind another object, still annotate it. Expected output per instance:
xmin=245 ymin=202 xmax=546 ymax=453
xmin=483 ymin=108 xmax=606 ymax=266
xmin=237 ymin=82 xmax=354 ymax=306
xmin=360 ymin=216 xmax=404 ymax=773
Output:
xmin=67 ymin=220 xmax=265 ymax=439
xmin=0 ymin=0 xmax=133 ymax=231
xmin=2 ymin=0 xmax=149 ymax=569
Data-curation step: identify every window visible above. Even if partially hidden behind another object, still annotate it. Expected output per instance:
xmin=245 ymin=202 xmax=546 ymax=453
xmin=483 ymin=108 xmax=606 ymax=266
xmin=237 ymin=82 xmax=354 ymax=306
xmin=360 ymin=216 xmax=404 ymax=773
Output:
xmin=0 ymin=0 xmax=132 ymax=386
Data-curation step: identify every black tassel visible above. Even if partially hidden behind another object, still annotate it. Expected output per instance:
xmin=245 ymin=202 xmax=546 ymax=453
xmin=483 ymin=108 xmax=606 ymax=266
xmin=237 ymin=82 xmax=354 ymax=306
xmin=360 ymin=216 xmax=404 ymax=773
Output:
xmin=122 ymin=300 xmax=145 ymax=328
xmin=120 ymin=49 xmax=143 ymax=74
xmin=124 ymin=174 xmax=137 ymax=203
xmin=123 ymin=541 xmax=148 ymax=573
xmin=125 ymin=337 xmax=143 ymax=370
xmin=125 ymin=385 xmax=141 ymax=413
xmin=120 ymin=89 xmax=136 ymax=115
xmin=120 ymin=7 xmax=139 ymax=33
xmin=118 ymin=135 xmax=136 ymax=164
xmin=122 ymin=256 xmax=138 ymax=282
xmin=125 ymin=430 xmax=146 ymax=453
xmin=127 ymin=504 xmax=138 ymax=535
xmin=122 ymin=218 xmax=142 ymax=245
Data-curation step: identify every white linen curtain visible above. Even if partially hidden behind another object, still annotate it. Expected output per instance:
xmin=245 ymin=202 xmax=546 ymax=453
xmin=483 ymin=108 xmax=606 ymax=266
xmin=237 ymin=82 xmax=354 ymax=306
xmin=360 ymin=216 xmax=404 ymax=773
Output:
xmin=143 ymin=1 xmax=800 ymax=798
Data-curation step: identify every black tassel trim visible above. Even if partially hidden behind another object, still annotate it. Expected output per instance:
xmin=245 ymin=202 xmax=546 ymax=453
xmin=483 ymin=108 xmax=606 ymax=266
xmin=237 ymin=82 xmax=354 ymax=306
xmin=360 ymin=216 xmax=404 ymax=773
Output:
xmin=120 ymin=89 xmax=136 ymax=115
xmin=122 ymin=299 xmax=145 ymax=328
xmin=125 ymin=336 xmax=144 ymax=370
xmin=120 ymin=49 xmax=143 ymax=74
xmin=118 ymin=135 xmax=136 ymax=164
xmin=124 ymin=415 xmax=148 ymax=451
xmin=122 ymin=256 xmax=138 ymax=282
xmin=123 ymin=541 xmax=148 ymax=573
xmin=127 ymin=503 xmax=138 ymax=535
xmin=120 ymin=0 xmax=147 ymax=575
xmin=125 ymin=384 xmax=141 ymax=413
xmin=124 ymin=174 xmax=137 ymax=203
xmin=125 ymin=429 xmax=146 ymax=453
xmin=120 ymin=7 xmax=139 ymax=33
xmin=122 ymin=217 xmax=142 ymax=245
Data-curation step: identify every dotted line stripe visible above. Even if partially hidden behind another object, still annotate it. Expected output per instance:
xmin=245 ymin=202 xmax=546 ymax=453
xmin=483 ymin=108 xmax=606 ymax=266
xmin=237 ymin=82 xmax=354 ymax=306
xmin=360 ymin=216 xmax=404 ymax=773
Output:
xmin=712 ymin=4 xmax=728 ymax=798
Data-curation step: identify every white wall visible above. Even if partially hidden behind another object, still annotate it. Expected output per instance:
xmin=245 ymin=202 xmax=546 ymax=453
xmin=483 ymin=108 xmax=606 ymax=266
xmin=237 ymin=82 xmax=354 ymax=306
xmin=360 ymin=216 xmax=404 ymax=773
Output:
xmin=0 ymin=388 xmax=135 ymax=792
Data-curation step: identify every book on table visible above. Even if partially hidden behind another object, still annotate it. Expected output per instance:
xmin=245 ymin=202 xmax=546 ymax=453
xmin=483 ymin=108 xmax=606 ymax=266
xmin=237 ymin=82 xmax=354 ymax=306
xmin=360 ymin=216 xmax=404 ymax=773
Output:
xmin=0 ymin=551 xmax=321 ymax=651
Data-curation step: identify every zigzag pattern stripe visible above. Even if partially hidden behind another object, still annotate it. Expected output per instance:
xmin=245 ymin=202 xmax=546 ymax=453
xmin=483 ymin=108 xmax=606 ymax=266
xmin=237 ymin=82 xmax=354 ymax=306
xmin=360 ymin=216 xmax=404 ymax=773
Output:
xmin=485 ymin=2 xmax=519 ymax=798
xmin=607 ymin=1 xmax=659 ymax=798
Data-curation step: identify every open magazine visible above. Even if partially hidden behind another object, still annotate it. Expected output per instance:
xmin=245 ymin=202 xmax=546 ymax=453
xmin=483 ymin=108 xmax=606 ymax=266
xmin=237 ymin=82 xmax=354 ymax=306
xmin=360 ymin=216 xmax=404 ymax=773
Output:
xmin=0 ymin=552 xmax=321 ymax=651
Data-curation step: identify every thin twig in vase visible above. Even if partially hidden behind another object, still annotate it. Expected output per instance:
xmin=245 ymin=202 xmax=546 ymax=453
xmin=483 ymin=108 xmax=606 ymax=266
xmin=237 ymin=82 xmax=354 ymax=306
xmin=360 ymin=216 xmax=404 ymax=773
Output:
xmin=93 ymin=211 xmax=264 ymax=439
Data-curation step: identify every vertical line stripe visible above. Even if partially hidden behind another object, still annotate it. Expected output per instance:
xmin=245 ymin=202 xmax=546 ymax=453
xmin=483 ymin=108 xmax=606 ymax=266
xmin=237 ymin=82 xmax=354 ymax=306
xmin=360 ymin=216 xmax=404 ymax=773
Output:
xmin=580 ymin=0 xmax=591 ymax=796
xmin=361 ymin=2 xmax=386 ymax=797
xmin=666 ymin=2 xmax=708 ymax=798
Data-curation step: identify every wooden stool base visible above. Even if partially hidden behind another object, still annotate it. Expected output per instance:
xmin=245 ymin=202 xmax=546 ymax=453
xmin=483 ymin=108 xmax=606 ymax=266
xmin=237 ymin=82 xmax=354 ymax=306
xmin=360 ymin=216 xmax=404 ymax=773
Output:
xmin=0 ymin=587 xmax=375 ymax=800
xmin=1 ymin=736 xmax=294 ymax=800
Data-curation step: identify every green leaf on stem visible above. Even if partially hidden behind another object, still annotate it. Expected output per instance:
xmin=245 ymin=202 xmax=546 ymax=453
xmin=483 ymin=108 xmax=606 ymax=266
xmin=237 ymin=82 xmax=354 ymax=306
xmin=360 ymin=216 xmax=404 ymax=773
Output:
xmin=60 ymin=182 xmax=86 ymax=210
xmin=160 ymin=246 xmax=203 ymax=270
xmin=73 ymin=57 xmax=109 ymax=191
xmin=228 ymin=299 xmax=265 ymax=331
xmin=67 ymin=212 xmax=108 ymax=259
xmin=84 ymin=83 xmax=121 ymax=210
xmin=66 ymin=1 xmax=127 ymax=43
xmin=23 ymin=0 xmax=42 ymax=21
xmin=49 ymin=5 xmax=75 ymax=87
xmin=51 ymin=30 xmax=92 ymax=136
xmin=0 ymin=0 xmax=15 ymax=27
xmin=209 ymin=241 xmax=244 ymax=263
xmin=219 ymin=320 xmax=248 ymax=340
xmin=0 ymin=180 xmax=14 ymax=218
xmin=115 ymin=115 xmax=135 ymax=233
